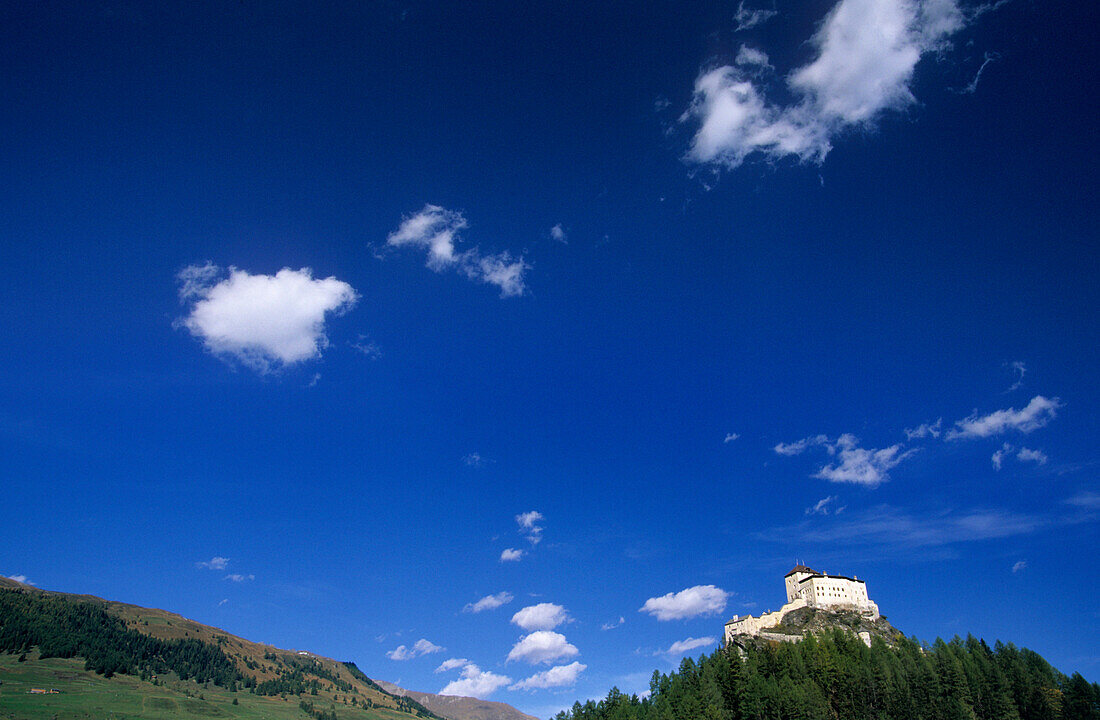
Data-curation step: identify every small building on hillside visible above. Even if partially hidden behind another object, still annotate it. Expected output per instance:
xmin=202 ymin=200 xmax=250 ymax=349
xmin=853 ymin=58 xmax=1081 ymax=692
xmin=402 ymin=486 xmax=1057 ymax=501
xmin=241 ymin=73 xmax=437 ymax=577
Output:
xmin=725 ymin=565 xmax=879 ymax=641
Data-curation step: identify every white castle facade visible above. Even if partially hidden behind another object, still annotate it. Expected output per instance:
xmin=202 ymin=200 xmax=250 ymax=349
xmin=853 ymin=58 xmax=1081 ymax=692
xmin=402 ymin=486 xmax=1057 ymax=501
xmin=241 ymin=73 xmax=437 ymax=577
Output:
xmin=725 ymin=565 xmax=879 ymax=641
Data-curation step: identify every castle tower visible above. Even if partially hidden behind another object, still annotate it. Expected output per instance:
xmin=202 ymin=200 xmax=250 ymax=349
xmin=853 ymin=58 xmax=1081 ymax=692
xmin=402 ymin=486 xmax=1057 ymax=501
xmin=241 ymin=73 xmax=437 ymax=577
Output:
xmin=784 ymin=564 xmax=819 ymax=603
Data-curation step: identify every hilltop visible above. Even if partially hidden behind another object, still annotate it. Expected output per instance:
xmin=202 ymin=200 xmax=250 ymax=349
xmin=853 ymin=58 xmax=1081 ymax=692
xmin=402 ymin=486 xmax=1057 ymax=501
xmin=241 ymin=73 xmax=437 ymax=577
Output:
xmin=0 ymin=577 xmax=531 ymax=720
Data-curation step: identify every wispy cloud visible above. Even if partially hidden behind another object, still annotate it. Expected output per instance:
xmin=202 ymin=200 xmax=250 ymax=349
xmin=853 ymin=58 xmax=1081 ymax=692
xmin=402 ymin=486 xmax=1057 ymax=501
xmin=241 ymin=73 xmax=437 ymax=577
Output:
xmin=500 ymin=548 xmax=525 ymax=562
xmin=435 ymin=658 xmax=470 ymax=673
xmin=550 ymin=224 xmax=567 ymax=243
xmin=510 ymin=662 xmax=587 ymax=690
xmin=1016 ymin=447 xmax=1048 ymax=465
xmin=351 ymin=336 xmax=382 ymax=359
xmin=387 ymin=638 xmax=445 ymax=661
xmin=733 ymin=1 xmax=777 ymax=31
xmin=386 ymin=205 xmax=528 ymax=297
xmin=516 ymin=510 xmax=544 ymax=545
xmin=1011 ymin=560 xmax=1027 ymax=573
xmin=774 ymin=435 xmax=829 ymax=456
xmin=723 ymin=432 xmax=740 ymax=443
xmin=813 ymin=435 xmax=914 ymax=486
xmin=512 ymin=603 xmax=570 ymax=631
xmin=658 ymin=637 xmax=716 ymax=656
xmin=463 ymin=453 xmax=488 ymax=467
xmin=639 ymin=585 xmax=729 ymax=621
xmin=955 ymin=51 xmax=1000 ymax=95
xmin=683 ymin=0 xmax=966 ymax=169
xmin=177 ymin=264 xmax=357 ymax=373
xmin=904 ymin=419 xmax=942 ymax=440
xmin=464 ymin=592 xmax=514 ymax=613
xmin=805 ymin=496 xmax=844 ymax=516
xmin=6 ymin=574 xmax=34 ymax=586
xmin=780 ymin=505 xmax=1044 ymax=548
xmin=507 ymin=631 xmax=580 ymax=665
xmin=601 ymin=616 xmax=625 ymax=631
xmin=946 ymin=395 xmax=1062 ymax=440
xmin=776 ymin=434 xmax=913 ymax=487
xmin=1065 ymin=492 xmax=1100 ymax=511
xmin=224 ymin=574 xmax=255 ymax=582
xmin=196 ymin=557 xmax=230 ymax=570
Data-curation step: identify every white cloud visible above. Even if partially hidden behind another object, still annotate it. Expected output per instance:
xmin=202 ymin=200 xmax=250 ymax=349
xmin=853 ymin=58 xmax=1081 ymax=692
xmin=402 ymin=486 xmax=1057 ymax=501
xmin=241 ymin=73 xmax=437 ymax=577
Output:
xmin=1011 ymin=560 xmax=1027 ymax=574
xmin=464 ymin=592 xmax=514 ymax=613
xmin=1016 ymin=447 xmax=1048 ymax=465
xmin=512 ymin=603 xmax=569 ymax=631
xmin=506 ymin=631 xmax=580 ymax=665
xmin=550 ymin=224 xmax=567 ymax=243
xmin=992 ymin=443 xmax=1010 ymax=471
xmin=463 ymin=453 xmax=487 ymax=467
xmin=439 ymin=664 xmax=512 ymax=698
xmin=414 ymin=639 xmax=444 ymax=655
xmin=388 ymin=204 xmax=467 ymax=270
xmin=733 ymin=1 xmax=777 ymax=31
xmin=177 ymin=265 xmax=357 ymax=372
xmin=197 ymin=557 xmax=230 ymax=570
xmin=723 ymin=432 xmax=740 ymax=443
xmin=510 ymin=662 xmax=587 ymax=690
xmin=386 ymin=205 xmax=529 ymax=297
xmin=946 ymin=395 xmax=1062 ymax=440
xmin=813 ymin=434 xmax=914 ymax=487
xmin=774 ymin=435 xmax=828 ymax=455
xmin=639 ymin=585 xmax=729 ymax=621
xmin=500 ymin=548 xmax=525 ymax=562
xmin=435 ymin=658 xmax=470 ymax=673
xmin=735 ymin=46 xmax=770 ymax=69
xmin=387 ymin=638 xmax=444 ymax=660
xmin=1005 ymin=360 xmax=1026 ymax=391
xmin=465 ymin=252 xmax=528 ymax=298
xmin=601 ymin=616 xmax=625 ymax=631
xmin=805 ymin=496 xmax=844 ymax=516
xmin=683 ymin=0 xmax=965 ymax=169
xmin=904 ymin=419 xmax=942 ymax=440
xmin=6 ymin=574 xmax=33 ymax=585
xmin=776 ymin=434 xmax=912 ymax=486
xmin=224 ymin=573 xmax=255 ymax=582
xmin=516 ymin=510 xmax=544 ymax=544
xmin=659 ymin=637 xmax=716 ymax=656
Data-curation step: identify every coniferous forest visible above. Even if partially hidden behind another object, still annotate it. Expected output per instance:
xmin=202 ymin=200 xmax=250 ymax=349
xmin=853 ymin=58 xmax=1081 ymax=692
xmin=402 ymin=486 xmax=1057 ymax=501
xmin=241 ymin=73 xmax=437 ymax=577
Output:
xmin=556 ymin=631 xmax=1100 ymax=720
xmin=0 ymin=589 xmax=243 ymax=687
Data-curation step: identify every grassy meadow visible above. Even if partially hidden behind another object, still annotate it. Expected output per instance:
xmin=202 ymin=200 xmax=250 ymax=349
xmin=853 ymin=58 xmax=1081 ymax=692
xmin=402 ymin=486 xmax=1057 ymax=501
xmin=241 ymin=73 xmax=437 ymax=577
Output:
xmin=0 ymin=651 xmax=417 ymax=720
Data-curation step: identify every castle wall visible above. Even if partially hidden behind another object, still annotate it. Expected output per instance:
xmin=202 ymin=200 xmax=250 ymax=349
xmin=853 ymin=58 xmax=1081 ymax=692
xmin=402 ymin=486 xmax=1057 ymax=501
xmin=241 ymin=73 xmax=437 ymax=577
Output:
xmin=724 ymin=598 xmax=807 ymax=642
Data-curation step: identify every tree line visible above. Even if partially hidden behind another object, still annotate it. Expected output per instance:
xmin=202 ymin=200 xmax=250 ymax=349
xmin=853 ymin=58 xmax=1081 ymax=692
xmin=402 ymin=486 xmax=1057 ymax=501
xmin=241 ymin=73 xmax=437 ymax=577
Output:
xmin=555 ymin=631 xmax=1099 ymax=720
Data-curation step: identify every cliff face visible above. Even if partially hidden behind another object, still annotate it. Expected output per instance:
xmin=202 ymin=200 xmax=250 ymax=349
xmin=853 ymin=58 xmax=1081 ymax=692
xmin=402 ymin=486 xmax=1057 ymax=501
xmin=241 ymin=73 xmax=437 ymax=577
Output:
xmin=729 ymin=606 xmax=900 ymax=647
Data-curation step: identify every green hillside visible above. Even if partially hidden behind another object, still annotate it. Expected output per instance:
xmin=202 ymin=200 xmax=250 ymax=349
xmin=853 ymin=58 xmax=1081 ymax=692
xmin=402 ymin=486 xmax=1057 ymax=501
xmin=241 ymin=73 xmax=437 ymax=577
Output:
xmin=0 ymin=581 xmax=440 ymax=720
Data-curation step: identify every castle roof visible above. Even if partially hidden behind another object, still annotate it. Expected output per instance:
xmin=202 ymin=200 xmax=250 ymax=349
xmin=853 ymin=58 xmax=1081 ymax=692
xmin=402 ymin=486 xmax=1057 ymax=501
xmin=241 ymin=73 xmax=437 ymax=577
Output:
xmin=785 ymin=564 xmax=819 ymax=577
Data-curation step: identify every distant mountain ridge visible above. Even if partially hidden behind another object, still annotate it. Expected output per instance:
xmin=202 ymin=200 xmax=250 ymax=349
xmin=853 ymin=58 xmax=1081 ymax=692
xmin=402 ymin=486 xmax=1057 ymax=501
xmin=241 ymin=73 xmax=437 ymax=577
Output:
xmin=376 ymin=680 xmax=540 ymax=720
xmin=0 ymin=577 xmax=535 ymax=720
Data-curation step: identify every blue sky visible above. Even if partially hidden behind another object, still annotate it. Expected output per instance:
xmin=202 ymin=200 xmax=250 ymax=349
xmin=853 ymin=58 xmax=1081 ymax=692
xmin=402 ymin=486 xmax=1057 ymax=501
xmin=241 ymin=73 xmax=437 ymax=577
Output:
xmin=2 ymin=0 xmax=1098 ymax=715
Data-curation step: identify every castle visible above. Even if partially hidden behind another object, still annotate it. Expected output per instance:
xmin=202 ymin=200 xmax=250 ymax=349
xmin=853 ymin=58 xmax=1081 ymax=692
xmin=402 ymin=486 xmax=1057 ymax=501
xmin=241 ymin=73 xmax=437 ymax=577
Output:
xmin=724 ymin=565 xmax=879 ymax=641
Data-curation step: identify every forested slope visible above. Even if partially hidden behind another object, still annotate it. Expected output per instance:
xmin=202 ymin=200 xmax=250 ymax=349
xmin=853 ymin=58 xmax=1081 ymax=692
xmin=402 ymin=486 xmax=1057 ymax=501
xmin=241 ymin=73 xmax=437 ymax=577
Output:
xmin=557 ymin=631 xmax=1099 ymax=720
